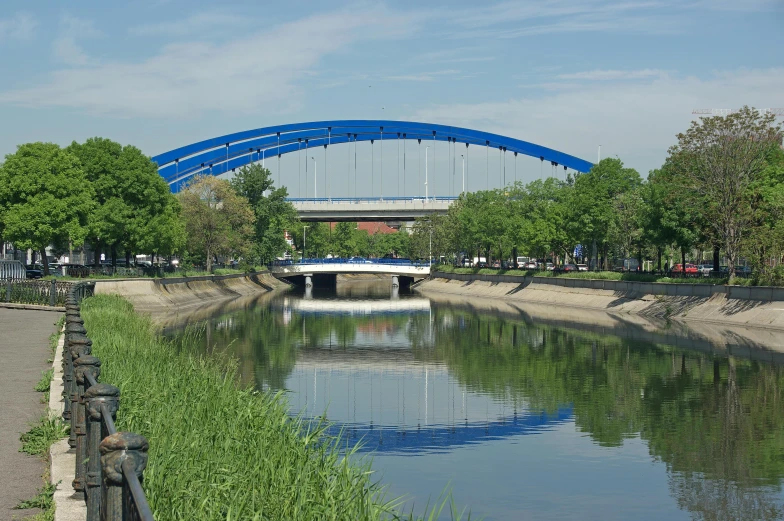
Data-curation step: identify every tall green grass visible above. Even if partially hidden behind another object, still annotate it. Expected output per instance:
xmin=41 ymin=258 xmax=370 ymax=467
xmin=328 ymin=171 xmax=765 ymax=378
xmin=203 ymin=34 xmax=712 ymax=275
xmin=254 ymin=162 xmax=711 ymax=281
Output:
xmin=81 ymin=295 xmax=462 ymax=521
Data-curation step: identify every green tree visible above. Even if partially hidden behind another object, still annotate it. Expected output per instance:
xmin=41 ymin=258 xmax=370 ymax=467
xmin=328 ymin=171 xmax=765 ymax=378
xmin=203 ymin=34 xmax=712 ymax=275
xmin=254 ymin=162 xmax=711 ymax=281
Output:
xmin=667 ymin=106 xmax=782 ymax=280
xmin=0 ymin=143 xmax=94 ymax=275
xmin=570 ymin=158 xmax=642 ymax=269
xmin=332 ymin=222 xmax=356 ymax=257
xmin=67 ymin=138 xmax=185 ymax=265
xmin=230 ymin=164 xmax=299 ymax=264
xmin=179 ymin=176 xmax=255 ymax=271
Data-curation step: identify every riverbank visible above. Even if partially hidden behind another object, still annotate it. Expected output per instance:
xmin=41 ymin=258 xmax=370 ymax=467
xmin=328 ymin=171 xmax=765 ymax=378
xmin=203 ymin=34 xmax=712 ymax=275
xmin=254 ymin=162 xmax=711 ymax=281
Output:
xmin=419 ymin=272 xmax=784 ymax=337
xmin=80 ymin=294 xmax=446 ymax=520
xmin=93 ymin=272 xmax=288 ymax=318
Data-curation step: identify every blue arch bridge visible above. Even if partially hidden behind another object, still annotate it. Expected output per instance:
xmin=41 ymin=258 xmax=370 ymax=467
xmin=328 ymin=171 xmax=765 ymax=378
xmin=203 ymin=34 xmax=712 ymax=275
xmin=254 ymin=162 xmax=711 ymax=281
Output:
xmin=152 ymin=120 xmax=593 ymax=222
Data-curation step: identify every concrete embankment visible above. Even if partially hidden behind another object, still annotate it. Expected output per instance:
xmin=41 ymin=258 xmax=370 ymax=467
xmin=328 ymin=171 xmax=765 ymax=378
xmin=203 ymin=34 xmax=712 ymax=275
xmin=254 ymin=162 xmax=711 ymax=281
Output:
xmin=94 ymin=272 xmax=288 ymax=318
xmin=418 ymin=272 xmax=784 ymax=339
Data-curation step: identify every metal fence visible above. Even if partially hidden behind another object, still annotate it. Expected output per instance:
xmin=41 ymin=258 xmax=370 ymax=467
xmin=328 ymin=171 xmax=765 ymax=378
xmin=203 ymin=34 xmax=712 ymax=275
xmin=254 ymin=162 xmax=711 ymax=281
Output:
xmin=63 ymin=282 xmax=154 ymax=521
xmin=3 ymin=278 xmax=72 ymax=306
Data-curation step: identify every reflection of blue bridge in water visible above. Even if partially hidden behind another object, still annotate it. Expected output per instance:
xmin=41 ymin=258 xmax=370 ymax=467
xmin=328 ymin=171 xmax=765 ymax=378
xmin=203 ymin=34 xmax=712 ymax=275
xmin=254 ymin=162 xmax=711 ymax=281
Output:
xmin=316 ymin=407 xmax=574 ymax=455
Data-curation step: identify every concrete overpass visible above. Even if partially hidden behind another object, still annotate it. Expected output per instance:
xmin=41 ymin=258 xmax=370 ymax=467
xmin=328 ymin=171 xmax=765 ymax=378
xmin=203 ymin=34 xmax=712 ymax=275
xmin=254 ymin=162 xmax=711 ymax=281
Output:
xmin=288 ymin=197 xmax=454 ymax=222
xmin=269 ymin=259 xmax=430 ymax=288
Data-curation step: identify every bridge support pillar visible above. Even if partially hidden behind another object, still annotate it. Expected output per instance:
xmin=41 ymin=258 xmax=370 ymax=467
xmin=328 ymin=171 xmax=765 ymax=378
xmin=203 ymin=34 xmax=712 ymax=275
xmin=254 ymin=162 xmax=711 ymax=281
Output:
xmin=305 ymin=275 xmax=313 ymax=288
xmin=391 ymin=276 xmax=399 ymax=288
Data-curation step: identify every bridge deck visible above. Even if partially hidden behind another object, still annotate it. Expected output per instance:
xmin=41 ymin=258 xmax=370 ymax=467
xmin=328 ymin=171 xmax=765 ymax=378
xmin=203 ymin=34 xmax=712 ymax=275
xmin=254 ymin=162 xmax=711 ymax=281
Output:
xmin=269 ymin=260 xmax=431 ymax=278
xmin=288 ymin=197 xmax=454 ymax=222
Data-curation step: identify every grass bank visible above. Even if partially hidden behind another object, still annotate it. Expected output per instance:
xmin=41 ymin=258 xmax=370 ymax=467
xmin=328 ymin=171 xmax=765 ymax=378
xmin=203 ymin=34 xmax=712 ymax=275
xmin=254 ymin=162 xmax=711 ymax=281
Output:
xmin=81 ymin=295 xmax=458 ymax=521
xmin=432 ymin=265 xmax=750 ymax=286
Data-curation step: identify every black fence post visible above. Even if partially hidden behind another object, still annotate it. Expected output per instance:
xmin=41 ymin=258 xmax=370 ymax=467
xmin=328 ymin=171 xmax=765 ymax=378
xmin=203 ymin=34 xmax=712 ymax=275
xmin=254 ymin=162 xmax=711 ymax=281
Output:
xmin=50 ymin=279 xmax=57 ymax=307
xmin=73 ymin=355 xmax=101 ymax=493
xmin=100 ymin=433 xmax=149 ymax=521
xmin=5 ymin=277 xmax=10 ymax=302
xmin=65 ymin=330 xmax=90 ymax=443
xmin=84 ymin=383 xmax=119 ymax=521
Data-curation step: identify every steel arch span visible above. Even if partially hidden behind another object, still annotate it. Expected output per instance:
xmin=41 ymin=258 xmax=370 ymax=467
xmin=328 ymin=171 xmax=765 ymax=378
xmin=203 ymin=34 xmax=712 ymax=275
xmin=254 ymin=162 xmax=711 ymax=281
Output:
xmin=151 ymin=120 xmax=594 ymax=192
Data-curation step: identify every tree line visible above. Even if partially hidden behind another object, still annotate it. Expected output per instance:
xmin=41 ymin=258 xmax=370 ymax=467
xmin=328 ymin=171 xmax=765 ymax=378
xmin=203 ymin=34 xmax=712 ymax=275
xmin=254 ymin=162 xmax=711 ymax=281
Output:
xmin=0 ymin=140 xmax=300 ymax=274
xmin=410 ymin=107 xmax=784 ymax=283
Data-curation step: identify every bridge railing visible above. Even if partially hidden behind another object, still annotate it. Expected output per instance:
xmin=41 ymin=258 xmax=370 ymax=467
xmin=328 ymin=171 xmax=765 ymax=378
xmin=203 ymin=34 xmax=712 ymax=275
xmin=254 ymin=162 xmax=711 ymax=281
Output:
xmin=286 ymin=196 xmax=457 ymax=204
xmin=270 ymin=258 xmax=432 ymax=268
xmin=63 ymin=282 xmax=155 ymax=521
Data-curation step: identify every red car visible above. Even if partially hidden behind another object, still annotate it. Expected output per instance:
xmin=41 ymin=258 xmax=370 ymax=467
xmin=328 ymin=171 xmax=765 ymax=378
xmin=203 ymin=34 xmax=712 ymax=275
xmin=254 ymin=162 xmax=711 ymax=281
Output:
xmin=672 ymin=263 xmax=698 ymax=274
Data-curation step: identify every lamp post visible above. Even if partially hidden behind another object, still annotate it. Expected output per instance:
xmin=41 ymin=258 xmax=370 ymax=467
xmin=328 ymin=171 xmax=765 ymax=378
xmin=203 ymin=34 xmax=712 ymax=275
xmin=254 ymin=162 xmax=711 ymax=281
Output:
xmin=425 ymin=146 xmax=430 ymax=202
xmin=429 ymin=225 xmax=433 ymax=267
xmin=311 ymin=157 xmax=317 ymax=198
xmin=303 ymin=225 xmax=309 ymax=260
xmin=461 ymin=154 xmax=465 ymax=194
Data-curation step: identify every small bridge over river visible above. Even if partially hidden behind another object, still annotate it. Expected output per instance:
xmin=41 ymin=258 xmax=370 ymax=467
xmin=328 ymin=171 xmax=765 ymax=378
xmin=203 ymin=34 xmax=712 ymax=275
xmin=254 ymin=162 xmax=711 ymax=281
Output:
xmin=269 ymin=259 xmax=430 ymax=288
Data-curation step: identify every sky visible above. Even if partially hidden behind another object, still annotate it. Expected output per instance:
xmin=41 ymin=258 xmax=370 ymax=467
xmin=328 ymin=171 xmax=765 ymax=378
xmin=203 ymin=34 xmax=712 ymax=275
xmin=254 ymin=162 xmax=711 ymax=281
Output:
xmin=0 ymin=0 xmax=782 ymax=196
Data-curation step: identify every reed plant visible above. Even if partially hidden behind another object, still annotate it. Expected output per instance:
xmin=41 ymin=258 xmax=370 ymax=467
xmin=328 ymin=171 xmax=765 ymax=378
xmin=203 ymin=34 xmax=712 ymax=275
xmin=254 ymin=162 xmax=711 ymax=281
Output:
xmin=81 ymin=295 xmax=463 ymax=521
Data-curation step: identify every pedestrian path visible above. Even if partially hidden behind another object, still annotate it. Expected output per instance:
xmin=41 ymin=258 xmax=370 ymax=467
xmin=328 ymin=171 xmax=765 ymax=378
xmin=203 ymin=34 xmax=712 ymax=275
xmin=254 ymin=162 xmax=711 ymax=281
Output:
xmin=0 ymin=309 xmax=59 ymax=520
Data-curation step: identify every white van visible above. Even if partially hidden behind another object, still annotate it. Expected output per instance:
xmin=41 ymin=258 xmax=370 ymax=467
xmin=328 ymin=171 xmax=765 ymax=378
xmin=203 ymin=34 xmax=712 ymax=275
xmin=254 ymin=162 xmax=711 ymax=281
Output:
xmin=516 ymin=256 xmax=529 ymax=268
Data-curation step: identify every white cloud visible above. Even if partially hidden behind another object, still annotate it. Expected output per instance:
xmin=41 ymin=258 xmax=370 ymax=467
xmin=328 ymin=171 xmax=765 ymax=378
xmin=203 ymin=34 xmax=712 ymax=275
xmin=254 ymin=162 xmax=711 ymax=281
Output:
xmin=387 ymin=70 xmax=461 ymax=82
xmin=0 ymin=6 xmax=421 ymax=118
xmin=557 ymin=69 xmax=669 ymax=81
xmin=53 ymin=15 xmax=101 ymax=66
xmin=410 ymin=67 xmax=784 ymax=175
xmin=129 ymin=11 xmax=251 ymax=36
xmin=0 ymin=12 xmax=36 ymax=42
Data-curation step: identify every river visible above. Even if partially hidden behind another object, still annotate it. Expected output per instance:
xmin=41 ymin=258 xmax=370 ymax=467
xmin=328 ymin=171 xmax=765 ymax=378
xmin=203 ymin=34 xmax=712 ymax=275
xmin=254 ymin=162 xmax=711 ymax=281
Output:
xmin=165 ymin=279 xmax=784 ymax=520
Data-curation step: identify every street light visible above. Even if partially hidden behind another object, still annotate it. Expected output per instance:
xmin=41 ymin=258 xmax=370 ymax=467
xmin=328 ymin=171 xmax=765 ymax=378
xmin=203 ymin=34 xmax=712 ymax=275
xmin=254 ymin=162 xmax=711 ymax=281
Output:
xmin=461 ymin=154 xmax=465 ymax=194
xmin=303 ymin=225 xmax=310 ymax=260
xmin=425 ymin=146 xmax=430 ymax=202
xmin=311 ymin=157 xmax=317 ymax=198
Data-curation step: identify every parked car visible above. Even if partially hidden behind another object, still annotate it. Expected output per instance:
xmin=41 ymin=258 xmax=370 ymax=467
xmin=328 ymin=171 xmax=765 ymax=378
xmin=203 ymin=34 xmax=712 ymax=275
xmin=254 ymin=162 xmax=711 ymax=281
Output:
xmin=461 ymin=257 xmax=472 ymax=267
xmin=563 ymin=263 xmax=578 ymax=272
xmin=735 ymin=265 xmax=753 ymax=276
xmin=26 ymin=264 xmax=44 ymax=279
xmin=524 ymin=261 xmax=538 ymax=270
xmin=697 ymin=263 xmax=713 ymax=276
xmin=492 ymin=260 xmax=501 ymax=268
xmin=576 ymin=264 xmax=589 ymax=271
xmin=348 ymin=256 xmax=371 ymax=264
xmin=545 ymin=262 xmax=555 ymax=271
xmin=672 ymin=263 xmax=698 ymax=275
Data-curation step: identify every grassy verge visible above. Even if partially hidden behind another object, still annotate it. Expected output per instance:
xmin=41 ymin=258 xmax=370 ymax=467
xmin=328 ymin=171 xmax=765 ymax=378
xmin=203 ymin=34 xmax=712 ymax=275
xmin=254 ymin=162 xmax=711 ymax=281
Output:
xmin=81 ymin=295 xmax=464 ymax=521
xmin=432 ymin=265 xmax=752 ymax=285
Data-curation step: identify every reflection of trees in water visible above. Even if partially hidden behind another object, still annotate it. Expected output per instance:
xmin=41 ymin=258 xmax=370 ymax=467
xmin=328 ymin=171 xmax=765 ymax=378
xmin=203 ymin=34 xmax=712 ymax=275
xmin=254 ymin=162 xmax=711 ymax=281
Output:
xmin=175 ymin=303 xmax=412 ymax=390
xmin=420 ymin=307 xmax=784 ymax=520
xmin=174 ymin=300 xmax=784 ymax=520
xmin=669 ymin=473 xmax=783 ymax=521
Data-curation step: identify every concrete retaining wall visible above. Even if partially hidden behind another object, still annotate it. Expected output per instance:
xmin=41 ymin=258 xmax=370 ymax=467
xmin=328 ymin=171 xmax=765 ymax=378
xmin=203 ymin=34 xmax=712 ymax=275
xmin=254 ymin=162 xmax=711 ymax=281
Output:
xmin=94 ymin=272 xmax=287 ymax=315
xmin=420 ymin=272 xmax=784 ymax=332
xmin=433 ymin=272 xmax=784 ymax=301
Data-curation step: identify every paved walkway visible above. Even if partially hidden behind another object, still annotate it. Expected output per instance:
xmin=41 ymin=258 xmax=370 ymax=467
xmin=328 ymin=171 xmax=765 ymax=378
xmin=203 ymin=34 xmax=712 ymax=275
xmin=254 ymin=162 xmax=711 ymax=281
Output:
xmin=0 ymin=309 xmax=60 ymax=520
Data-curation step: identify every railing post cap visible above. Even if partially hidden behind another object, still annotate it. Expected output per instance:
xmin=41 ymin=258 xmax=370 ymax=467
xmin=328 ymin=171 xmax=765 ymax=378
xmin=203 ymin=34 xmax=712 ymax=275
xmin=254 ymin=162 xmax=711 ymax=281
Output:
xmin=74 ymin=354 xmax=101 ymax=367
xmin=65 ymin=322 xmax=87 ymax=334
xmin=100 ymin=432 xmax=149 ymax=484
xmin=74 ymin=355 xmax=101 ymax=383
xmin=66 ymin=332 xmax=92 ymax=349
xmin=84 ymin=383 xmax=120 ymax=420
xmin=65 ymin=315 xmax=85 ymax=325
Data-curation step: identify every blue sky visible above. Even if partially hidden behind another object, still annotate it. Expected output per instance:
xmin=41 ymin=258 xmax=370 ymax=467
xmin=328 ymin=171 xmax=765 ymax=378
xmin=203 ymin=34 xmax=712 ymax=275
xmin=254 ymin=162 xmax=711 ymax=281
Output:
xmin=1 ymin=0 xmax=782 ymax=196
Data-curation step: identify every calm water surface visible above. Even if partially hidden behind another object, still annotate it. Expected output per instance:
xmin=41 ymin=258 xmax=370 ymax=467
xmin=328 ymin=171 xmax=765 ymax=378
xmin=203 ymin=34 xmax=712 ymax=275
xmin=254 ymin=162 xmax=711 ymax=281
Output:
xmin=167 ymin=281 xmax=784 ymax=520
